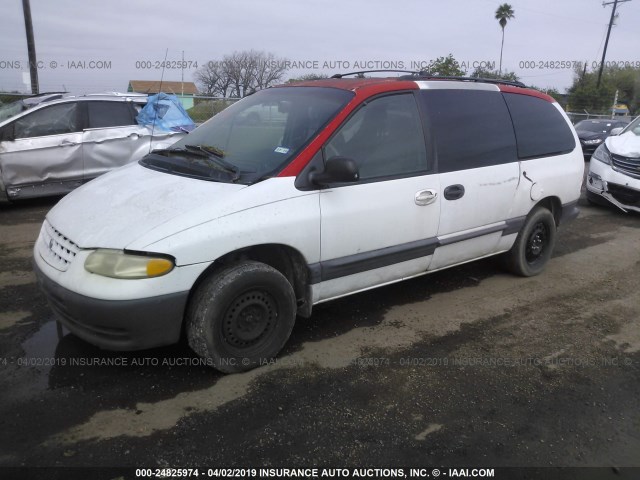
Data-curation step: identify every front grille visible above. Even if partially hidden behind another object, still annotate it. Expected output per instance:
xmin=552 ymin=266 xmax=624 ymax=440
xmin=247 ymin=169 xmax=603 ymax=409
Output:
xmin=39 ymin=221 xmax=79 ymax=272
xmin=611 ymin=154 xmax=640 ymax=180
xmin=607 ymin=183 xmax=640 ymax=207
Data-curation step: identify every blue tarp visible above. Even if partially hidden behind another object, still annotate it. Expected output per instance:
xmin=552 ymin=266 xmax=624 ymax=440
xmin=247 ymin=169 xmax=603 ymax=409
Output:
xmin=136 ymin=93 xmax=196 ymax=133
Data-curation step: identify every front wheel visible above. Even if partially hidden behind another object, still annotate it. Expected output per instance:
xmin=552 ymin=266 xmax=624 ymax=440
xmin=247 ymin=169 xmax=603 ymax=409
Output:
xmin=503 ymin=207 xmax=557 ymax=277
xmin=186 ymin=261 xmax=297 ymax=373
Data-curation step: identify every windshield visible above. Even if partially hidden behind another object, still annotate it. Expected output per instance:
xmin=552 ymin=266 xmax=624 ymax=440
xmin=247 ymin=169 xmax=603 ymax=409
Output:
xmin=144 ymin=87 xmax=353 ymax=183
xmin=0 ymin=100 xmax=25 ymax=123
xmin=623 ymin=116 xmax=640 ymax=136
xmin=574 ymin=120 xmax=618 ymax=134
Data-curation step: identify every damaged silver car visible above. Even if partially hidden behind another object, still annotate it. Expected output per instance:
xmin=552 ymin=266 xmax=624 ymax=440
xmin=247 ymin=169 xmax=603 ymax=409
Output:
xmin=0 ymin=93 xmax=190 ymax=202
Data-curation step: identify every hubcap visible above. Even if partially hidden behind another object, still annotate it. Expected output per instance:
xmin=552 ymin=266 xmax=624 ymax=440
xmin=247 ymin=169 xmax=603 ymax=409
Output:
xmin=526 ymin=222 xmax=548 ymax=263
xmin=223 ymin=290 xmax=276 ymax=348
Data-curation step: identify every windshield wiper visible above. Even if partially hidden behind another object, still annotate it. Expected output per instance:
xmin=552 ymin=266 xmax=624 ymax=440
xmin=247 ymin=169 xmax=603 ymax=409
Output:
xmin=141 ymin=155 xmax=225 ymax=180
xmin=184 ymin=144 xmax=241 ymax=181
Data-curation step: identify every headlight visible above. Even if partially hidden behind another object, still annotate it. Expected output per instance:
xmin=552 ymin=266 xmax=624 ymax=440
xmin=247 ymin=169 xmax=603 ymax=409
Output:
xmin=84 ymin=249 xmax=174 ymax=279
xmin=583 ymin=138 xmax=602 ymax=145
xmin=591 ymin=144 xmax=612 ymax=165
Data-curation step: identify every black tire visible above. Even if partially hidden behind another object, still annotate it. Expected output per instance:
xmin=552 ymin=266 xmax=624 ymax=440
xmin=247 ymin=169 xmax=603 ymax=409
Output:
xmin=586 ymin=190 xmax=611 ymax=208
xmin=504 ymin=207 xmax=557 ymax=277
xmin=186 ymin=261 xmax=296 ymax=373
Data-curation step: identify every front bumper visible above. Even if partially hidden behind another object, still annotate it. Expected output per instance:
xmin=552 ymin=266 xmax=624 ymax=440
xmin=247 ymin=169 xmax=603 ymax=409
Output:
xmin=587 ymin=160 xmax=640 ymax=213
xmin=34 ymin=260 xmax=189 ymax=351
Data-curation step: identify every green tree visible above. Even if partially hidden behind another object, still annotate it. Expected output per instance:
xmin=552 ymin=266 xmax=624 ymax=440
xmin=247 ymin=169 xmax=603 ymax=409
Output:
xmin=566 ymin=64 xmax=640 ymax=114
xmin=424 ymin=54 xmax=466 ymax=77
xmin=470 ymin=66 xmax=520 ymax=82
xmin=495 ymin=4 xmax=515 ymax=75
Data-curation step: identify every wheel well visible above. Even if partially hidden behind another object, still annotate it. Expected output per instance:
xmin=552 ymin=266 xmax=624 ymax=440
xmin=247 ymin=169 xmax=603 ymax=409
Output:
xmin=189 ymin=244 xmax=312 ymax=318
xmin=535 ymin=196 xmax=562 ymax=226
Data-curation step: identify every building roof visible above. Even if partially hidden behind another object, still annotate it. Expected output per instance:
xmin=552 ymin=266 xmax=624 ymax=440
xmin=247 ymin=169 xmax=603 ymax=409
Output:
xmin=128 ymin=80 xmax=198 ymax=95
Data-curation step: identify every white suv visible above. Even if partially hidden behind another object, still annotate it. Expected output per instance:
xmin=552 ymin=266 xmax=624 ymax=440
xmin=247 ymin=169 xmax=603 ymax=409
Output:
xmin=33 ymin=75 xmax=584 ymax=372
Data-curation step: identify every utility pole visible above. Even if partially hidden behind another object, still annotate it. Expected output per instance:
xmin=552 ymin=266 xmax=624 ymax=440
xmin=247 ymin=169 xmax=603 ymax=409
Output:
xmin=597 ymin=0 xmax=631 ymax=88
xmin=22 ymin=0 xmax=39 ymax=94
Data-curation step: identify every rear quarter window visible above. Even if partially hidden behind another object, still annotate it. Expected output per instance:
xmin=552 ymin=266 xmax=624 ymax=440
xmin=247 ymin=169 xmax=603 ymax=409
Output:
xmin=87 ymin=101 xmax=136 ymax=128
xmin=503 ymin=93 xmax=576 ymax=159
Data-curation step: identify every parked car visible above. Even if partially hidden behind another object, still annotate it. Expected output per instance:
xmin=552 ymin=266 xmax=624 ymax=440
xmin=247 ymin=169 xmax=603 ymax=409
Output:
xmin=574 ymin=118 xmax=629 ymax=158
xmin=33 ymin=75 xmax=584 ymax=372
xmin=587 ymin=115 xmax=640 ymax=212
xmin=0 ymin=93 xmax=190 ymax=202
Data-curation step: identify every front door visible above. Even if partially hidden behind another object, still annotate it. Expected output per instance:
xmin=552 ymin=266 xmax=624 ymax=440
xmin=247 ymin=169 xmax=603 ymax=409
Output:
xmin=0 ymin=102 xmax=83 ymax=199
xmin=317 ymin=92 xmax=440 ymax=302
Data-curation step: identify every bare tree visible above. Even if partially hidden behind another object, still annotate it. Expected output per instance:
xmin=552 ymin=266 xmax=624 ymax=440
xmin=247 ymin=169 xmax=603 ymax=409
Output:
xmin=194 ymin=61 xmax=233 ymax=97
xmin=194 ymin=50 xmax=289 ymax=98
xmin=253 ymin=51 xmax=288 ymax=90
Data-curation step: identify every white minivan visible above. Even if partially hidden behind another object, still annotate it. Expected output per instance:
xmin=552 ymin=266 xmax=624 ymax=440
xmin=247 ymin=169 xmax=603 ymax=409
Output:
xmin=33 ymin=75 xmax=584 ymax=372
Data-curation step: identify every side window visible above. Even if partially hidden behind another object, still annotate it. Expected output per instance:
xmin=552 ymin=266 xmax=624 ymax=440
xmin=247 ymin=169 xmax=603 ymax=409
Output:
xmin=87 ymin=101 xmax=135 ymax=128
xmin=503 ymin=93 xmax=576 ymax=159
xmin=419 ymin=90 xmax=517 ymax=173
xmin=14 ymin=103 xmax=80 ymax=139
xmin=325 ymin=93 xmax=427 ymax=180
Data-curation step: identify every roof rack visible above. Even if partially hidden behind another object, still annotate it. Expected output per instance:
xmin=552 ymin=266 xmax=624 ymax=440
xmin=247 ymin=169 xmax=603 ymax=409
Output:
xmin=330 ymin=69 xmax=419 ymax=79
xmin=401 ymin=75 xmax=526 ymax=88
xmin=330 ymin=70 xmax=526 ymax=88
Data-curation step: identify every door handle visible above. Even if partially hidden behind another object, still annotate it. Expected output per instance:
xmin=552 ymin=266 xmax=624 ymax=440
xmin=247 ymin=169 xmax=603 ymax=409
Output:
xmin=128 ymin=133 xmax=140 ymax=140
xmin=444 ymin=184 xmax=465 ymax=200
xmin=59 ymin=140 xmax=76 ymax=147
xmin=415 ymin=189 xmax=438 ymax=206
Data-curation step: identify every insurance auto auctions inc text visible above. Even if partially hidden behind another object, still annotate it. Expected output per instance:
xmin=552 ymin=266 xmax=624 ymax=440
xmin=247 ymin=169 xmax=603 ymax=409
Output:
xmin=255 ymin=468 xmax=495 ymax=478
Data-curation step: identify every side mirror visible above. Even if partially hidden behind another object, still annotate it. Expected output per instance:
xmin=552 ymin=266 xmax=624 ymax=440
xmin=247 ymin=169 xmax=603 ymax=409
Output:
xmin=610 ymin=127 xmax=623 ymax=136
xmin=309 ymin=156 xmax=359 ymax=186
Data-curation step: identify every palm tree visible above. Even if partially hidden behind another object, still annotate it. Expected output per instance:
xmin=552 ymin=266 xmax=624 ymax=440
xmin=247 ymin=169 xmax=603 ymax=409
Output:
xmin=495 ymin=3 xmax=515 ymax=75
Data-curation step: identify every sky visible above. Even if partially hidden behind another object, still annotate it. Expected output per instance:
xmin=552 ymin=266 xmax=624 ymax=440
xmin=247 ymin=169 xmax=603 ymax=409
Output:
xmin=1 ymin=0 xmax=639 ymax=95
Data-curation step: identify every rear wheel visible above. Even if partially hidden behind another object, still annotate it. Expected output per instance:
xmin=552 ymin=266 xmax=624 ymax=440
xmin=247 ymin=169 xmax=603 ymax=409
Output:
xmin=504 ymin=207 xmax=556 ymax=277
xmin=187 ymin=261 xmax=297 ymax=373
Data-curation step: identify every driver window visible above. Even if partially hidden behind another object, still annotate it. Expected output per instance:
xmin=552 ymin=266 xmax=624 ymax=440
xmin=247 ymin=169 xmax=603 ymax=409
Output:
xmin=325 ymin=93 xmax=427 ymax=180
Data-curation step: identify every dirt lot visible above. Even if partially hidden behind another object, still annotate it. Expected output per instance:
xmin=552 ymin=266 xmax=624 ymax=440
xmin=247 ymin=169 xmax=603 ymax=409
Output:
xmin=0 ymin=183 xmax=639 ymax=479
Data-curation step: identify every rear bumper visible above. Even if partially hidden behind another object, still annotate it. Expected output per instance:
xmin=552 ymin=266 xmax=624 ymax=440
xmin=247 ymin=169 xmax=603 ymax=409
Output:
xmin=34 ymin=261 xmax=189 ymax=351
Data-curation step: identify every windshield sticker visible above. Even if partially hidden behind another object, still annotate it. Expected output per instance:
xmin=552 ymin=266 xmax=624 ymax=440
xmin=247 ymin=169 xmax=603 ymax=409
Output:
xmin=274 ymin=147 xmax=290 ymax=154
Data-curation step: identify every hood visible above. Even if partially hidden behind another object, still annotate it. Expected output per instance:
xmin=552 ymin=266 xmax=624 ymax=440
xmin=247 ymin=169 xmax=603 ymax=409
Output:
xmin=605 ymin=131 xmax=640 ymax=158
xmin=46 ymin=162 xmax=246 ymax=249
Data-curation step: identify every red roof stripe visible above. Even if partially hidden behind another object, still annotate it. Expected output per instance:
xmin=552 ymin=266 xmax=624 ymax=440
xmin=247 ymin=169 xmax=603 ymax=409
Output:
xmin=498 ymin=84 xmax=555 ymax=103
